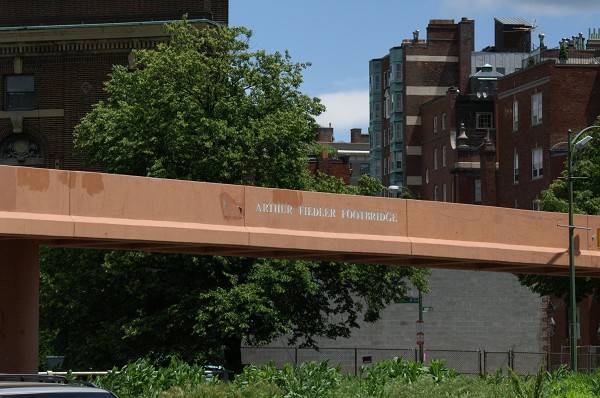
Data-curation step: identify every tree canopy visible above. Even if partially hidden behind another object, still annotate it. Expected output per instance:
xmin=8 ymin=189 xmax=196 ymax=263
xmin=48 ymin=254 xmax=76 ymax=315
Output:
xmin=41 ymin=20 xmax=429 ymax=372
xmin=517 ymin=118 xmax=600 ymax=303
xmin=75 ymin=20 xmax=323 ymax=189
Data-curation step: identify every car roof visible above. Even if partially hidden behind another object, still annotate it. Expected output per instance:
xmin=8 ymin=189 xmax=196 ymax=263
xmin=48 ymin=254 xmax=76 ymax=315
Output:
xmin=0 ymin=379 xmax=116 ymax=396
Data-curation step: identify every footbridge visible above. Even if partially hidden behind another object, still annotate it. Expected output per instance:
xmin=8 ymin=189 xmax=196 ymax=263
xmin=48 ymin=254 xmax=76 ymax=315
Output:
xmin=1 ymin=165 xmax=600 ymax=372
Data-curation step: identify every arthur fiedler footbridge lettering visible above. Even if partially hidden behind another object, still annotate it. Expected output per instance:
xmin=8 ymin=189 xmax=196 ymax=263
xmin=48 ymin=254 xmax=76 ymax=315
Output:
xmin=255 ymin=202 xmax=398 ymax=222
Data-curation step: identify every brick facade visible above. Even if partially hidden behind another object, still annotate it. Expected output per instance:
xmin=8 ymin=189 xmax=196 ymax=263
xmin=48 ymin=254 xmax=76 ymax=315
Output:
xmin=371 ymin=18 xmax=474 ymax=197
xmin=307 ymin=154 xmax=351 ymax=185
xmin=0 ymin=1 xmax=228 ymax=170
xmin=0 ymin=0 xmax=227 ymax=26
xmin=496 ymin=61 xmax=600 ymax=209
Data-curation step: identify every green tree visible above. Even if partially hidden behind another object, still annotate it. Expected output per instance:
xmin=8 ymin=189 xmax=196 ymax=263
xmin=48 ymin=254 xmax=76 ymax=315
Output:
xmin=75 ymin=20 xmax=321 ymax=188
xmin=41 ymin=20 xmax=428 ymax=372
xmin=517 ymin=119 xmax=600 ymax=303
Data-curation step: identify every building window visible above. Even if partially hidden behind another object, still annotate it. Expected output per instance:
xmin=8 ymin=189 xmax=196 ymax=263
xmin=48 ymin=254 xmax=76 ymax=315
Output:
xmin=374 ymin=102 xmax=381 ymax=120
xmin=442 ymin=113 xmax=447 ymax=130
xmin=442 ymin=145 xmax=447 ymax=167
xmin=443 ymin=184 xmax=447 ymax=202
xmin=383 ymin=128 xmax=388 ymax=147
xmin=531 ymin=93 xmax=542 ymax=125
xmin=393 ymin=62 xmax=403 ymax=81
xmin=388 ymin=128 xmax=393 ymax=145
xmin=476 ymin=112 xmax=493 ymax=129
xmin=433 ymin=116 xmax=438 ymax=133
xmin=374 ymin=162 xmax=381 ymax=178
xmin=532 ymin=147 xmax=543 ymax=179
xmin=475 ymin=180 xmax=482 ymax=202
xmin=532 ymin=200 xmax=541 ymax=211
xmin=394 ymin=122 xmax=403 ymax=141
xmin=359 ymin=163 xmax=370 ymax=176
xmin=369 ymin=73 xmax=381 ymax=93
xmin=513 ymin=152 xmax=519 ymax=183
xmin=384 ymin=91 xmax=390 ymax=119
xmin=374 ymin=132 xmax=381 ymax=148
xmin=512 ymin=100 xmax=519 ymax=131
xmin=388 ymin=154 xmax=393 ymax=174
xmin=395 ymin=151 xmax=402 ymax=170
xmin=434 ymin=186 xmax=439 ymax=201
xmin=394 ymin=93 xmax=402 ymax=111
xmin=433 ymin=148 xmax=438 ymax=170
xmin=383 ymin=158 xmax=388 ymax=176
xmin=5 ymin=75 xmax=34 ymax=110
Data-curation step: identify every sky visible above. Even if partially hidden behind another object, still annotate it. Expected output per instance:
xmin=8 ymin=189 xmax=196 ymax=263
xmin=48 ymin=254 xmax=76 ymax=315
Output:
xmin=230 ymin=0 xmax=600 ymax=142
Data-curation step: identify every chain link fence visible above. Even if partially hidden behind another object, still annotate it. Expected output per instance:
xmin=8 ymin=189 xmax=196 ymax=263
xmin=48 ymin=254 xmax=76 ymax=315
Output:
xmin=242 ymin=346 xmax=600 ymax=376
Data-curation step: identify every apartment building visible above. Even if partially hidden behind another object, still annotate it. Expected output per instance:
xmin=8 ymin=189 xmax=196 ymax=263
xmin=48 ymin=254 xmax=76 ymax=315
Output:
xmin=369 ymin=18 xmax=474 ymax=198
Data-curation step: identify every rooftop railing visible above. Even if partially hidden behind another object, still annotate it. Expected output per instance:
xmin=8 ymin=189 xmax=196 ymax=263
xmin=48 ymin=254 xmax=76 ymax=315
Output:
xmin=523 ymin=47 xmax=600 ymax=68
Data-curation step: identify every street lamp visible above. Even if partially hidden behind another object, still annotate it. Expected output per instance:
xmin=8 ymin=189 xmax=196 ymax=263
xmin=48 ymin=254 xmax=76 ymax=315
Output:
xmin=386 ymin=184 xmax=415 ymax=199
xmin=387 ymin=185 xmax=424 ymax=362
xmin=565 ymin=127 xmax=595 ymax=372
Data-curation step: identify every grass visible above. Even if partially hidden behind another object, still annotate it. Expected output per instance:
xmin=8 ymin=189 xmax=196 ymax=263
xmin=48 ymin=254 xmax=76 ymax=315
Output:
xmin=90 ymin=357 xmax=600 ymax=398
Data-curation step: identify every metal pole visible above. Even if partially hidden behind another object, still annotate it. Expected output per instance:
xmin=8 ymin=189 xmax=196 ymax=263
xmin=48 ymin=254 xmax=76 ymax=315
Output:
xmin=567 ymin=128 xmax=578 ymax=372
xmin=418 ymin=288 xmax=424 ymax=362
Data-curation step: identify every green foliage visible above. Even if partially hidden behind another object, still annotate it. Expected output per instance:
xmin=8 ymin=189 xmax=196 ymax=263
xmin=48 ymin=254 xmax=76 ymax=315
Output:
xmin=387 ymin=375 xmax=514 ymax=398
xmin=86 ymin=357 xmax=600 ymax=398
xmin=426 ymin=358 xmax=457 ymax=383
xmin=545 ymin=367 xmax=600 ymax=398
xmin=75 ymin=19 xmax=323 ymax=189
xmin=357 ymin=357 xmax=424 ymax=397
xmin=352 ymin=357 xmax=456 ymax=397
xmin=481 ymin=368 xmax=506 ymax=385
xmin=95 ymin=359 xmax=162 ymax=398
xmin=559 ymin=43 xmax=569 ymax=61
xmin=234 ymin=361 xmax=342 ymax=397
xmin=94 ymin=358 xmax=236 ymax=398
xmin=355 ymin=174 xmax=386 ymax=196
xmin=517 ymin=119 xmax=600 ymax=303
xmin=40 ymin=249 xmax=227 ymax=368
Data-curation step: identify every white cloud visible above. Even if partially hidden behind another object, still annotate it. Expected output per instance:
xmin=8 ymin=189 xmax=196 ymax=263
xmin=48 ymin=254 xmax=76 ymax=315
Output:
xmin=315 ymin=90 xmax=369 ymax=142
xmin=439 ymin=0 xmax=600 ymax=16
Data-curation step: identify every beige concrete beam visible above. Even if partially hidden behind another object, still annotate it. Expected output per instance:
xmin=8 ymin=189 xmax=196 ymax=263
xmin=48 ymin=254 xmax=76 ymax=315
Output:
xmin=0 ymin=166 xmax=599 ymax=274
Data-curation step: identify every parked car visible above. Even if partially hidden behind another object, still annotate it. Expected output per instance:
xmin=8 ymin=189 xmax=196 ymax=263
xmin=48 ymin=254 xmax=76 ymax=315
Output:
xmin=0 ymin=374 xmax=118 ymax=397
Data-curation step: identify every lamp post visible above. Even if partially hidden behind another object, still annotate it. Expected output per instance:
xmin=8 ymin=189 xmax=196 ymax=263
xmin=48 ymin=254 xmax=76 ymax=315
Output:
xmin=386 ymin=184 xmax=414 ymax=199
xmin=566 ymin=127 xmax=595 ymax=372
xmin=387 ymin=185 xmax=424 ymax=362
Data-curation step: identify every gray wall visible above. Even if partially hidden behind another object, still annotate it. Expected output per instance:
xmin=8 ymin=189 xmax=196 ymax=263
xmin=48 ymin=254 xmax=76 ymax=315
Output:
xmin=243 ymin=269 xmax=544 ymax=355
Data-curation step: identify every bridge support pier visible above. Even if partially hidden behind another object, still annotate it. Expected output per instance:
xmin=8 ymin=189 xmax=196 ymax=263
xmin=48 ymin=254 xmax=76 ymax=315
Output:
xmin=0 ymin=240 xmax=39 ymax=373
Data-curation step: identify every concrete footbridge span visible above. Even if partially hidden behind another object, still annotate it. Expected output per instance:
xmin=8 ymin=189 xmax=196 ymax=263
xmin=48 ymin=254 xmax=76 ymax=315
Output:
xmin=1 ymin=165 xmax=600 ymax=372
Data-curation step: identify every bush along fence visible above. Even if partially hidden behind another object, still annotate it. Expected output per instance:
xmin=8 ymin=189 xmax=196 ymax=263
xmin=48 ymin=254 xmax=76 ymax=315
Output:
xmin=241 ymin=346 xmax=600 ymax=376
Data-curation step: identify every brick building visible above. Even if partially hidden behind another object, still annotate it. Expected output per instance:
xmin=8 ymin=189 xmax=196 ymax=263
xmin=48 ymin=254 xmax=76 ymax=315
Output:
xmin=369 ymin=18 xmax=474 ymax=198
xmin=0 ymin=0 xmax=227 ymax=169
xmin=314 ymin=126 xmax=370 ymax=186
xmin=496 ymin=56 xmax=600 ymax=210
xmin=368 ymin=16 xmax=600 ymax=362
